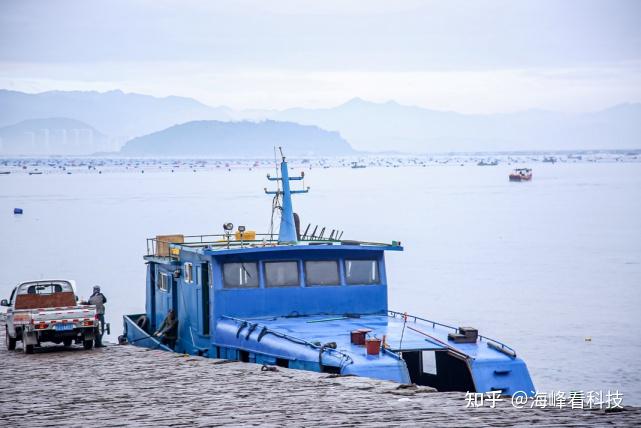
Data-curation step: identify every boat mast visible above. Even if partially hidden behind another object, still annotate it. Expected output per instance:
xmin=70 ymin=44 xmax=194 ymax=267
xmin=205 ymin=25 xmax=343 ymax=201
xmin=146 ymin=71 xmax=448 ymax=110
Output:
xmin=265 ymin=150 xmax=308 ymax=243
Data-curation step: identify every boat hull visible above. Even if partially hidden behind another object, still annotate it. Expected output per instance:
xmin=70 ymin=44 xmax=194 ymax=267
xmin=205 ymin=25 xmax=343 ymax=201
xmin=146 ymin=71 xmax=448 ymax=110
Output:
xmin=123 ymin=311 xmax=534 ymax=396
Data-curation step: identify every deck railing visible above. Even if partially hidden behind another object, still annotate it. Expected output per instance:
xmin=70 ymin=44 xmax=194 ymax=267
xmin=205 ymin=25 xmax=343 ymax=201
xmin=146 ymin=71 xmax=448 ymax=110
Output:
xmin=145 ymin=234 xmax=344 ymax=258
xmin=145 ymin=234 xmax=398 ymax=258
xmin=387 ymin=310 xmax=517 ymax=358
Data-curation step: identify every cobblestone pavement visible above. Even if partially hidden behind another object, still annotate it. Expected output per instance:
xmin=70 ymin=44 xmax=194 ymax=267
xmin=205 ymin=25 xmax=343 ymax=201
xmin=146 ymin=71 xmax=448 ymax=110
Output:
xmin=1 ymin=327 xmax=639 ymax=427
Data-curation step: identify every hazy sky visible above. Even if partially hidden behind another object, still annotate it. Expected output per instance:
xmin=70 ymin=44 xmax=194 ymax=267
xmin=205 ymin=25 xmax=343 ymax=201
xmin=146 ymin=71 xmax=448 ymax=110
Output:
xmin=1 ymin=0 xmax=640 ymax=113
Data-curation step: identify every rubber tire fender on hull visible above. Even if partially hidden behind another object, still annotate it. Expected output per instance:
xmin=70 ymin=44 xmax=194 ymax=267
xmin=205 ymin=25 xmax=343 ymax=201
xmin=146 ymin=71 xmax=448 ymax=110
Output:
xmin=136 ymin=315 xmax=149 ymax=332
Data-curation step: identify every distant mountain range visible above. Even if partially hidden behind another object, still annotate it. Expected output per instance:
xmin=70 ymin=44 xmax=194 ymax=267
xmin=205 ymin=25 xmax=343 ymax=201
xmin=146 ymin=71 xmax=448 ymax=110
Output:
xmin=0 ymin=118 xmax=113 ymax=155
xmin=120 ymin=120 xmax=353 ymax=157
xmin=1 ymin=89 xmax=640 ymax=156
xmin=268 ymin=98 xmax=641 ymax=152
xmin=0 ymin=89 xmax=231 ymax=139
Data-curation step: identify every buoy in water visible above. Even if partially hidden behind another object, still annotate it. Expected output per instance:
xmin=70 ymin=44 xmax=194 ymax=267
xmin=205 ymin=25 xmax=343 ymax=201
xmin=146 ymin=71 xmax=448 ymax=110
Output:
xmin=585 ymin=337 xmax=592 ymax=342
xmin=14 ymin=208 xmax=23 ymax=214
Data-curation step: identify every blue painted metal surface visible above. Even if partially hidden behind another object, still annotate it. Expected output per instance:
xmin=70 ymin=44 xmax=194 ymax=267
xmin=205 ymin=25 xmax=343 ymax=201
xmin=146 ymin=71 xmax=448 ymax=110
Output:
xmin=211 ymin=248 xmax=388 ymax=319
xmin=125 ymin=157 xmax=535 ymax=396
xmin=123 ymin=314 xmax=172 ymax=352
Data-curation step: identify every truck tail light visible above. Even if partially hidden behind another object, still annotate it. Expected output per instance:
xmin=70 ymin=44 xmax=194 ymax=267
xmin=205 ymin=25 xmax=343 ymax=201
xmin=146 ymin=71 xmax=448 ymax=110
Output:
xmin=83 ymin=320 xmax=94 ymax=326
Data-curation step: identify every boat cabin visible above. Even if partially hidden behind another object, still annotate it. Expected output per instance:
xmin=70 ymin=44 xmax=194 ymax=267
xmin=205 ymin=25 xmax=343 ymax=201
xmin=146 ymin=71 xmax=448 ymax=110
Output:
xmin=143 ymin=237 xmax=400 ymax=355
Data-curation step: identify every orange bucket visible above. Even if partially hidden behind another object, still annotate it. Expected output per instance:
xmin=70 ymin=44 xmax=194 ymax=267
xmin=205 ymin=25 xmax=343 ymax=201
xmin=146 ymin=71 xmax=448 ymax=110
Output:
xmin=365 ymin=338 xmax=382 ymax=355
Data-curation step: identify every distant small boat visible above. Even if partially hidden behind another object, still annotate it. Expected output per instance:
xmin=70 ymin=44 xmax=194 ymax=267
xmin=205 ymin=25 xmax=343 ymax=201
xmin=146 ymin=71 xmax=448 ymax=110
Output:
xmin=477 ymin=160 xmax=498 ymax=166
xmin=351 ymin=162 xmax=366 ymax=169
xmin=543 ymin=157 xmax=557 ymax=163
xmin=29 ymin=171 xmax=43 ymax=175
xmin=0 ymin=171 xmax=10 ymax=175
xmin=509 ymin=168 xmax=532 ymax=182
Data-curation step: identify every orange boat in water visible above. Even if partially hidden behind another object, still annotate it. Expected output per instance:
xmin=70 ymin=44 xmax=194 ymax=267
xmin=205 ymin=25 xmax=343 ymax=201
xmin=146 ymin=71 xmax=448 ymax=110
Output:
xmin=509 ymin=168 xmax=532 ymax=182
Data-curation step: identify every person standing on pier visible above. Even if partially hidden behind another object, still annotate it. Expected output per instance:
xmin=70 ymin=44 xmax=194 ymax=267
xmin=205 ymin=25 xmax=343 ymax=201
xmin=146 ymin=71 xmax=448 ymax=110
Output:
xmin=88 ymin=285 xmax=107 ymax=347
xmin=155 ymin=310 xmax=178 ymax=349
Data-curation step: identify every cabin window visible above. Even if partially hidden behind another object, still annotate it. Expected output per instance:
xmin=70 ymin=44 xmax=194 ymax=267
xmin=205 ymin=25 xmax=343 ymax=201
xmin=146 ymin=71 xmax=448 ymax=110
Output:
xmin=265 ymin=261 xmax=300 ymax=287
xmin=344 ymin=260 xmax=380 ymax=285
xmin=223 ymin=262 xmax=259 ymax=288
xmin=158 ymin=273 xmax=169 ymax=292
xmin=184 ymin=262 xmax=193 ymax=283
xmin=305 ymin=261 xmax=340 ymax=286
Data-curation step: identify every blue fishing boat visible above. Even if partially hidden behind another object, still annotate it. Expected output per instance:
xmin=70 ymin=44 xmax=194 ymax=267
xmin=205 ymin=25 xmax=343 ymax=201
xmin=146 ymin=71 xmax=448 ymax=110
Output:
xmin=124 ymin=153 xmax=535 ymax=396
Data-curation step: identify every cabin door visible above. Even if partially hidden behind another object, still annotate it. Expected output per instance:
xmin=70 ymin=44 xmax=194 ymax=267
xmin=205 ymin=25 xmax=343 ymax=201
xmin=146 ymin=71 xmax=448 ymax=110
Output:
xmin=201 ymin=262 xmax=210 ymax=335
xmin=148 ymin=263 xmax=156 ymax=329
xmin=171 ymin=276 xmax=178 ymax=320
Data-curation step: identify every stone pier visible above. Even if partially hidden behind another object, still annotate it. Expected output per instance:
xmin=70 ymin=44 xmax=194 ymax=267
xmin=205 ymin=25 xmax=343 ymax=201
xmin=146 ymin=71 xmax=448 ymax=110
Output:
xmin=0 ymin=325 xmax=639 ymax=427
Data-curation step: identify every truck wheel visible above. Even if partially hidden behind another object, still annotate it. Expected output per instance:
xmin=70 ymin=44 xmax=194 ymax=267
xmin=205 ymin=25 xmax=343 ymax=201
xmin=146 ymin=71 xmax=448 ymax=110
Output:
xmin=83 ymin=339 xmax=94 ymax=350
xmin=5 ymin=328 xmax=16 ymax=351
xmin=63 ymin=338 xmax=72 ymax=347
xmin=22 ymin=330 xmax=33 ymax=354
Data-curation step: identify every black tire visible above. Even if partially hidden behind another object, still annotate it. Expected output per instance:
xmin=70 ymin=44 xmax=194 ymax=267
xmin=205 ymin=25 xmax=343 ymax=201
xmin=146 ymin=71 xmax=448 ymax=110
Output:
xmin=22 ymin=331 xmax=33 ymax=354
xmin=83 ymin=339 xmax=94 ymax=350
xmin=63 ymin=338 xmax=72 ymax=347
xmin=5 ymin=328 xmax=16 ymax=351
xmin=136 ymin=315 xmax=149 ymax=332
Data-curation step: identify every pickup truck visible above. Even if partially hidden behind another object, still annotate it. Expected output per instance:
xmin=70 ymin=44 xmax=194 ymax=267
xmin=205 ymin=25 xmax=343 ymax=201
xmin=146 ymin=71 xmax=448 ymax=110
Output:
xmin=1 ymin=279 xmax=100 ymax=354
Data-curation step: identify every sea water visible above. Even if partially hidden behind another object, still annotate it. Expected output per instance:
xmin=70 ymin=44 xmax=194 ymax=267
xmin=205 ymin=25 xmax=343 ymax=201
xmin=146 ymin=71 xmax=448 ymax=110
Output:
xmin=1 ymin=161 xmax=640 ymax=404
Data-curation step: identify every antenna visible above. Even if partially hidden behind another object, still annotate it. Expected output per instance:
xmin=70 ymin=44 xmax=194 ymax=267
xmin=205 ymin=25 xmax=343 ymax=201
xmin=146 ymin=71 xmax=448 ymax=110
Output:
xmin=265 ymin=148 xmax=309 ymax=243
xmin=268 ymin=146 xmax=282 ymax=240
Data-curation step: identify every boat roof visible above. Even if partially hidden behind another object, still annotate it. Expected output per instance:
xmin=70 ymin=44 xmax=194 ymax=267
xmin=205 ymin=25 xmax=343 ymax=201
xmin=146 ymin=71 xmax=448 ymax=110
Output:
xmin=144 ymin=235 xmax=402 ymax=262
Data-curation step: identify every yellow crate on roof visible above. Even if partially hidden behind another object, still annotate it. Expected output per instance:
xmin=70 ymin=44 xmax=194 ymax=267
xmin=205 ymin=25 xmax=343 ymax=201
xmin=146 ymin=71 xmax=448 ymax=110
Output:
xmin=235 ymin=230 xmax=256 ymax=241
xmin=156 ymin=234 xmax=184 ymax=256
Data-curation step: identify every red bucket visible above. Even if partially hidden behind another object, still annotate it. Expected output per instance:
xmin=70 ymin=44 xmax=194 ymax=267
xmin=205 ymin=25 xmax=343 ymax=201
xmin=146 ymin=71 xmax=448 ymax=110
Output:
xmin=365 ymin=338 xmax=382 ymax=355
xmin=350 ymin=328 xmax=371 ymax=346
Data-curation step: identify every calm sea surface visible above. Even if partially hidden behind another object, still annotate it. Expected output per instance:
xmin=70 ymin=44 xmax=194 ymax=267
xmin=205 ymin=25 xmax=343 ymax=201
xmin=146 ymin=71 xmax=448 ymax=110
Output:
xmin=1 ymin=162 xmax=640 ymax=404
